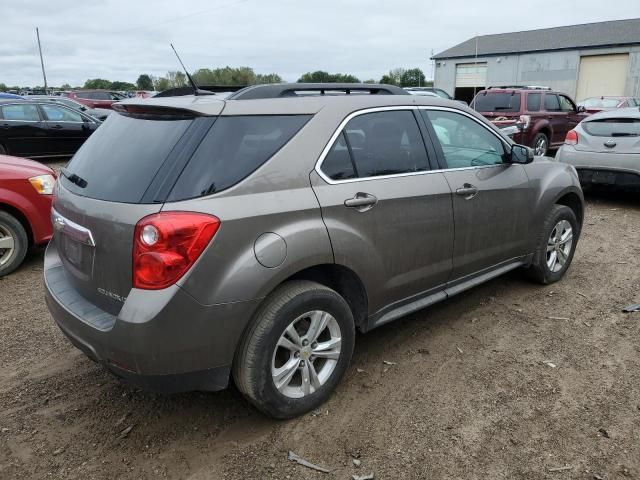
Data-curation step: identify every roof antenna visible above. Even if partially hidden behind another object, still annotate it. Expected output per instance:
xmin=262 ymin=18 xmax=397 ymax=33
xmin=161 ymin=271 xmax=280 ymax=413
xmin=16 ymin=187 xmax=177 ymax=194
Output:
xmin=170 ymin=43 xmax=212 ymax=96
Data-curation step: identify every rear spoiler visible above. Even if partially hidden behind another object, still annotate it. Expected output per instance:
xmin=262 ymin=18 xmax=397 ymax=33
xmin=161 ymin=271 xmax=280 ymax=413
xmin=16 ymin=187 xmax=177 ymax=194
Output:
xmin=112 ymin=103 xmax=203 ymax=119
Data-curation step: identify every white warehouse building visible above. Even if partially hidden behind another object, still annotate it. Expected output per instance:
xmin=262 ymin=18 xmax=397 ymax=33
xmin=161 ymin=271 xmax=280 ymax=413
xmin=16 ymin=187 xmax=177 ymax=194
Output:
xmin=432 ymin=18 xmax=640 ymax=104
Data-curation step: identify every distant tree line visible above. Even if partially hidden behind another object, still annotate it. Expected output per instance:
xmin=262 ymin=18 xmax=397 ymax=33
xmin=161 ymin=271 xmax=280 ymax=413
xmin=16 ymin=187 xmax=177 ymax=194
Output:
xmin=0 ymin=66 xmax=431 ymax=92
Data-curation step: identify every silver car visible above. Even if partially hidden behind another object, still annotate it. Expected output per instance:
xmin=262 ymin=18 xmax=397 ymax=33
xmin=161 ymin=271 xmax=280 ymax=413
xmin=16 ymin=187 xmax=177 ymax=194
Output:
xmin=557 ymin=107 xmax=640 ymax=190
xmin=44 ymin=83 xmax=584 ymax=418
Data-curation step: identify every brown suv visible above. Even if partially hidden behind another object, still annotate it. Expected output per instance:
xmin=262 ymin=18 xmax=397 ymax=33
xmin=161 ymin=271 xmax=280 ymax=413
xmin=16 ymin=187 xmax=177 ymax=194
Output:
xmin=472 ymin=86 xmax=586 ymax=156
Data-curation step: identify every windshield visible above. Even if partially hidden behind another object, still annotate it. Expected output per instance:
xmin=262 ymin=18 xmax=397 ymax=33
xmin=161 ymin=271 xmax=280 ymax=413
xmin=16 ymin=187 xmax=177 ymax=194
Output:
xmin=473 ymin=93 xmax=521 ymax=112
xmin=580 ymin=97 xmax=622 ymax=109
xmin=583 ymin=118 xmax=640 ymax=137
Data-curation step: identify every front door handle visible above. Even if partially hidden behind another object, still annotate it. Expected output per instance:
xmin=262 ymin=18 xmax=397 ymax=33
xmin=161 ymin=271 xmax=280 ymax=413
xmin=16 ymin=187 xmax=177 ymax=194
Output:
xmin=456 ymin=183 xmax=479 ymax=199
xmin=344 ymin=193 xmax=378 ymax=211
xmin=50 ymin=124 xmax=64 ymax=130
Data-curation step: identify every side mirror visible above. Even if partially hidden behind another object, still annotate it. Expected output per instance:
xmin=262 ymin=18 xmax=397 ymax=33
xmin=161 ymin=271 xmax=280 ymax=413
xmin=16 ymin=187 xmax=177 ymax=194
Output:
xmin=510 ymin=144 xmax=534 ymax=164
xmin=577 ymin=106 xmax=586 ymax=113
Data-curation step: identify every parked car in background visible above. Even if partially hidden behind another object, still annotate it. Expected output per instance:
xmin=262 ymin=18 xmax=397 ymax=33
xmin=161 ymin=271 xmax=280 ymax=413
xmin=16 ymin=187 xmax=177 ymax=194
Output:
xmin=557 ymin=107 xmax=640 ymax=190
xmin=0 ymin=99 xmax=100 ymax=158
xmin=62 ymin=90 xmax=126 ymax=110
xmin=405 ymin=89 xmax=439 ymax=97
xmin=45 ymin=83 xmax=583 ymax=419
xmin=134 ymin=90 xmax=156 ymax=98
xmin=0 ymin=93 xmax=25 ymax=100
xmin=0 ymin=154 xmax=55 ymax=276
xmin=404 ymin=87 xmax=453 ymax=99
xmin=577 ymin=96 xmax=640 ymax=114
xmin=28 ymin=95 xmax=112 ymax=121
xmin=471 ymin=86 xmax=587 ymax=156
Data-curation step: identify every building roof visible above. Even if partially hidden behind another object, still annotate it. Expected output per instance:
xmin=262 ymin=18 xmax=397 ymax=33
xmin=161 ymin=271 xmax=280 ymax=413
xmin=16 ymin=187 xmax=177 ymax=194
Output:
xmin=433 ymin=18 xmax=640 ymax=60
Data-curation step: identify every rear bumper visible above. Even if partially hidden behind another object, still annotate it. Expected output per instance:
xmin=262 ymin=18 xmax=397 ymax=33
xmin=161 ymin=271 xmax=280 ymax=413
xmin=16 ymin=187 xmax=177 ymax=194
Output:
xmin=556 ymin=146 xmax=640 ymax=188
xmin=44 ymin=242 xmax=262 ymax=393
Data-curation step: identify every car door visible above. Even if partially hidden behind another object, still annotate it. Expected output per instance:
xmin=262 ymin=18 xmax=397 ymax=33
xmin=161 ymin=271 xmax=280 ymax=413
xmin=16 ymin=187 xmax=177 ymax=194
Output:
xmin=421 ymin=108 xmax=533 ymax=283
xmin=543 ymin=93 xmax=565 ymax=145
xmin=311 ymin=108 xmax=454 ymax=318
xmin=0 ymin=103 xmax=50 ymax=157
xmin=559 ymin=94 xmax=581 ymax=134
xmin=40 ymin=103 xmax=93 ymax=155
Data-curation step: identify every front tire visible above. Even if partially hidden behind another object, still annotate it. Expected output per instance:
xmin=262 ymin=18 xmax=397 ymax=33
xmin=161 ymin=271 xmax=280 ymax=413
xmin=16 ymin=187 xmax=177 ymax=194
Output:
xmin=0 ymin=211 xmax=29 ymax=277
xmin=533 ymin=132 xmax=549 ymax=156
xmin=527 ymin=205 xmax=579 ymax=284
xmin=233 ymin=280 xmax=355 ymax=419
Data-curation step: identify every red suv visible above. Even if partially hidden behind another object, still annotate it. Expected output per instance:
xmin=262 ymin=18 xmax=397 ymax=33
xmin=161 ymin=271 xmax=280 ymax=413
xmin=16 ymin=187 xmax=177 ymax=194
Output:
xmin=0 ymin=155 xmax=56 ymax=276
xmin=62 ymin=90 xmax=126 ymax=110
xmin=472 ymin=86 xmax=587 ymax=156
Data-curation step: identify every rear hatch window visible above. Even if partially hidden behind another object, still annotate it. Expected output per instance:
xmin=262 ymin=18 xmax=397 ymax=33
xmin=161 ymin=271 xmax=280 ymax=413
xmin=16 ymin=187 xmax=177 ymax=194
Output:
xmin=583 ymin=118 xmax=640 ymax=137
xmin=473 ymin=93 xmax=521 ymax=112
xmin=61 ymin=112 xmax=311 ymax=204
xmin=61 ymin=114 xmax=193 ymax=202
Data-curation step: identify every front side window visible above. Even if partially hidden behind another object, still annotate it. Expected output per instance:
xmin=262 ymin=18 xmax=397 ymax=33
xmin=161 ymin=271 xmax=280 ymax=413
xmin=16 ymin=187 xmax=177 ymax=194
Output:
xmin=321 ymin=110 xmax=429 ymax=180
xmin=1 ymin=104 xmax=40 ymax=121
xmin=41 ymin=104 xmax=83 ymax=122
xmin=544 ymin=94 xmax=560 ymax=111
xmin=423 ymin=110 xmax=506 ymax=168
xmin=559 ymin=95 xmax=575 ymax=112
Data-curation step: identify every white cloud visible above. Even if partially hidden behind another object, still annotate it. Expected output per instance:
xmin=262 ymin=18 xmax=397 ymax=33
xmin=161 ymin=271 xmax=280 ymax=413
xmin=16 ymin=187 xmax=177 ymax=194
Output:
xmin=2 ymin=0 xmax=639 ymax=87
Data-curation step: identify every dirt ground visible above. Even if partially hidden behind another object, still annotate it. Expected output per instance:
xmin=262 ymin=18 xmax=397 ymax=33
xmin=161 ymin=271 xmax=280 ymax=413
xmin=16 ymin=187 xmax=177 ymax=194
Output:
xmin=1 ymin=160 xmax=639 ymax=479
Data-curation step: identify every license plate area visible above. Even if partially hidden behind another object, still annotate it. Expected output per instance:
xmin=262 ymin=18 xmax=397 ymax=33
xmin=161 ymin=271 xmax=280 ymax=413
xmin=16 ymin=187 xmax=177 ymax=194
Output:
xmin=592 ymin=171 xmax=616 ymax=184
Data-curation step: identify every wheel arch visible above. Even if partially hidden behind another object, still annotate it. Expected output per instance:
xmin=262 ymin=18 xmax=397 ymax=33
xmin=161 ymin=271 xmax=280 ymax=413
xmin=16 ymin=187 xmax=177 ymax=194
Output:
xmin=0 ymin=201 xmax=33 ymax=246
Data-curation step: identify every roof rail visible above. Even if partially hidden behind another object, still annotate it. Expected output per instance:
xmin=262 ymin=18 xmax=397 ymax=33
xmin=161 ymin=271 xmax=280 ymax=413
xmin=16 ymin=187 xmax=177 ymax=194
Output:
xmin=227 ymin=83 xmax=409 ymax=100
xmin=488 ymin=85 xmax=552 ymax=90
xmin=154 ymin=85 xmax=247 ymax=98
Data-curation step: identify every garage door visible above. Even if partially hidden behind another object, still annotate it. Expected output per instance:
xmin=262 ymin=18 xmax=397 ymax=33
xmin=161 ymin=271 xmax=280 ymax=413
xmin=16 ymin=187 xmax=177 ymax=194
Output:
xmin=576 ymin=54 xmax=629 ymax=101
xmin=455 ymin=63 xmax=487 ymax=88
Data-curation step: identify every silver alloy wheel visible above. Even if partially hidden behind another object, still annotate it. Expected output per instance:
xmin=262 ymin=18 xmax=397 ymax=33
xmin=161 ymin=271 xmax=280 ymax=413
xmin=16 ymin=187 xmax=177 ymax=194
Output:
xmin=534 ymin=136 xmax=547 ymax=156
xmin=546 ymin=219 xmax=573 ymax=273
xmin=0 ymin=224 xmax=15 ymax=267
xmin=271 ymin=310 xmax=342 ymax=399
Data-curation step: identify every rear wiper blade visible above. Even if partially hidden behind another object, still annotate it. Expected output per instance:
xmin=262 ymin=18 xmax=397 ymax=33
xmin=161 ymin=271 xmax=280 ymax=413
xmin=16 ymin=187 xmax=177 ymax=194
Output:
xmin=60 ymin=168 xmax=88 ymax=188
xmin=610 ymin=132 xmax=638 ymax=137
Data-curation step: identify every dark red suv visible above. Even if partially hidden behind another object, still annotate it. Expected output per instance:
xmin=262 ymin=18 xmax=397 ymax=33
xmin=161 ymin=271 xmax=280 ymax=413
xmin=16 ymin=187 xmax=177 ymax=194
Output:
xmin=62 ymin=90 xmax=126 ymax=110
xmin=472 ymin=86 xmax=587 ymax=156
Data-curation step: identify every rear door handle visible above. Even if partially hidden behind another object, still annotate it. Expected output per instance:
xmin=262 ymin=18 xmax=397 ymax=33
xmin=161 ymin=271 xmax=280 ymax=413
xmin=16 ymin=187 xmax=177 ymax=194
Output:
xmin=50 ymin=124 xmax=64 ymax=129
xmin=344 ymin=193 xmax=378 ymax=211
xmin=456 ymin=184 xmax=479 ymax=199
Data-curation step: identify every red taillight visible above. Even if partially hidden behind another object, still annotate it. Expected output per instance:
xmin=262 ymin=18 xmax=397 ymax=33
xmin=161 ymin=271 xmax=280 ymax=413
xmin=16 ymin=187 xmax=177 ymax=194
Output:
xmin=133 ymin=212 xmax=220 ymax=290
xmin=565 ymin=130 xmax=579 ymax=145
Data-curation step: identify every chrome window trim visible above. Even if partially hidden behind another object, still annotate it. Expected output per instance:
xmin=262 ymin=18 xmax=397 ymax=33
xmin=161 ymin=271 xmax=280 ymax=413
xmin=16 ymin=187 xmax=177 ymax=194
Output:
xmin=314 ymin=105 xmax=512 ymax=185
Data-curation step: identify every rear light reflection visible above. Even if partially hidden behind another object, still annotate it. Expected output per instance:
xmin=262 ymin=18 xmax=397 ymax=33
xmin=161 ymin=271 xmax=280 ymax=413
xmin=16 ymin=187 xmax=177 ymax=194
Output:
xmin=133 ymin=212 xmax=220 ymax=290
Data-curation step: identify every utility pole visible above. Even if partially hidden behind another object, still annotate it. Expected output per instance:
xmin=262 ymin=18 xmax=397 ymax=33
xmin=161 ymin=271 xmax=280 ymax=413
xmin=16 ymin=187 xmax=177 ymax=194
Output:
xmin=36 ymin=27 xmax=48 ymax=93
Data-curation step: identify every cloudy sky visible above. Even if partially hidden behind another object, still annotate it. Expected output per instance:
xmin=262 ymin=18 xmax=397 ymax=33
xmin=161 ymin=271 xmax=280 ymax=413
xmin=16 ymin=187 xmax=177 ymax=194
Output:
xmin=2 ymin=0 xmax=639 ymax=87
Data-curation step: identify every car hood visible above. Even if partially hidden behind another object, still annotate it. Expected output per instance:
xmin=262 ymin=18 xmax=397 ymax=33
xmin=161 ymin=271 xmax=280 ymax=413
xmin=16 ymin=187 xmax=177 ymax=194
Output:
xmin=0 ymin=154 xmax=55 ymax=179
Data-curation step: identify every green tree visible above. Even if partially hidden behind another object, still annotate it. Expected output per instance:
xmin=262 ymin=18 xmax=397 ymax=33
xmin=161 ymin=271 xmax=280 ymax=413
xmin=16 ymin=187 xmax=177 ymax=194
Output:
xmin=363 ymin=79 xmax=377 ymax=84
xmin=255 ymin=73 xmax=282 ymax=84
xmin=379 ymin=68 xmax=405 ymax=86
xmin=110 ymin=81 xmax=136 ymax=91
xmin=136 ymin=74 xmax=154 ymax=90
xmin=166 ymin=71 xmax=187 ymax=88
xmin=0 ymin=83 xmax=7 ymax=92
xmin=153 ymin=76 xmax=171 ymax=91
xmin=83 ymin=78 xmax=112 ymax=89
xmin=400 ymin=68 xmax=426 ymax=87
xmin=297 ymin=71 xmax=360 ymax=83
xmin=60 ymin=83 xmax=72 ymax=90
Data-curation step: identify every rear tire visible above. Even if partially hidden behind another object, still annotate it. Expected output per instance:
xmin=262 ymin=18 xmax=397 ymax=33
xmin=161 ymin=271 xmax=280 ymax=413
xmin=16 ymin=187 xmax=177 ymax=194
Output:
xmin=527 ymin=205 xmax=578 ymax=284
xmin=533 ymin=132 xmax=549 ymax=156
xmin=0 ymin=211 xmax=29 ymax=277
xmin=233 ymin=280 xmax=355 ymax=419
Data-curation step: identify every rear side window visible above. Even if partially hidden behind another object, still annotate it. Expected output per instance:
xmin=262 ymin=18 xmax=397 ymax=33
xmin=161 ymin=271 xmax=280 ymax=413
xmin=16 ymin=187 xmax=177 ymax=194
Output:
xmin=41 ymin=104 xmax=83 ymax=122
xmin=527 ymin=93 xmax=541 ymax=112
xmin=322 ymin=132 xmax=356 ymax=180
xmin=1 ymin=104 xmax=40 ymax=121
xmin=473 ymin=93 xmax=521 ymax=112
xmin=168 ymin=115 xmax=310 ymax=200
xmin=582 ymin=118 xmax=640 ymax=137
xmin=544 ymin=94 xmax=560 ymax=111
xmin=62 ymin=114 xmax=193 ymax=202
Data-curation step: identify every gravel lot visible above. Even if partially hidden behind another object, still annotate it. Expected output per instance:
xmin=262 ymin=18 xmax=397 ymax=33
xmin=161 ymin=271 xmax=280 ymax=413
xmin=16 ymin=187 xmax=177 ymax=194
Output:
xmin=1 ymin=160 xmax=639 ymax=479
